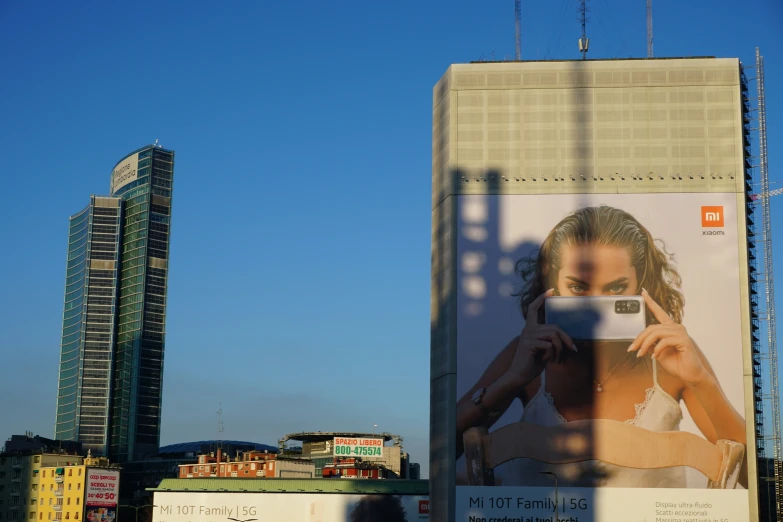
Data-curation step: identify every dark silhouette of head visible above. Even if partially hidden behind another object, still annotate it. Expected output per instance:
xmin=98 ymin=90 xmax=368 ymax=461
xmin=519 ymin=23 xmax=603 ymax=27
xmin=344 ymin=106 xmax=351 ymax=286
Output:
xmin=349 ymin=495 xmax=408 ymax=522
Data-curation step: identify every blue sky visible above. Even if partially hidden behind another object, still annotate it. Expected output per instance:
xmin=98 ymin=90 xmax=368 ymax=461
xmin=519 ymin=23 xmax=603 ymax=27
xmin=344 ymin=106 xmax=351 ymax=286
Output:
xmin=0 ymin=0 xmax=781 ymax=477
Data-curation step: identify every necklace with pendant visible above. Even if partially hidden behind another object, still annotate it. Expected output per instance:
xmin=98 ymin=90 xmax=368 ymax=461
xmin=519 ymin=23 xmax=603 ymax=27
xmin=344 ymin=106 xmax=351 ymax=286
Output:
xmin=594 ymin=358 xmax=626 ymax=392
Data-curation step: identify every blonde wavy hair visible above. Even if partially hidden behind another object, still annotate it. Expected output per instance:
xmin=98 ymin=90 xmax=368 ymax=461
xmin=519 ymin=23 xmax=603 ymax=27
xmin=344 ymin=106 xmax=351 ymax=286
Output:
xmin=517 ymin=205 xmax=685 ymax=325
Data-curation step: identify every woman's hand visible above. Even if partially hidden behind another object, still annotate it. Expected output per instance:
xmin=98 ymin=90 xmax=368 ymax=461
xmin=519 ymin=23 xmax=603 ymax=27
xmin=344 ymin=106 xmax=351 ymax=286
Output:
xmin=498 ymin=289 xmax=578 ymax=392
xmin=627 ymin=289 xmax=712 ymax=387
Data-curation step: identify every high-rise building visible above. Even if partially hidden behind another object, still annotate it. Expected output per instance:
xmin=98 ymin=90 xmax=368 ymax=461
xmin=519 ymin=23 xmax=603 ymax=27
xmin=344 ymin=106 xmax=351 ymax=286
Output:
xmin=55 ymin=145 xmax=175 ymax=463
xmin=431 ymin=58 xmax=759 ymax=521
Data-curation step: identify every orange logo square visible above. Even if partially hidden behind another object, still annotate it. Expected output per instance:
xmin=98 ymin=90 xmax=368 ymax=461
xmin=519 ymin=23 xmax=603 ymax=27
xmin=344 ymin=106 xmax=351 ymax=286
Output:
xmin=701 ymin=206 xmax=724 ymax=227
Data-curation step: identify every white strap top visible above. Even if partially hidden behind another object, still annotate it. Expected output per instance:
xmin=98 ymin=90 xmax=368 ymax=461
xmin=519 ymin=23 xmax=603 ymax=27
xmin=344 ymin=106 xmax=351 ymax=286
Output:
xmin=494 ymin=359 xmax=686 ymax=487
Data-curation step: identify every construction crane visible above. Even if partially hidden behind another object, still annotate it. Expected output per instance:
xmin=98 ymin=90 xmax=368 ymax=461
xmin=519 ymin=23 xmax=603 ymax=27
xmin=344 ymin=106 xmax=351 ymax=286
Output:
xmin=750 ymin=47 xmax=782 ymax=521
xmin=751 ymin=187 xmax=783 ymax=201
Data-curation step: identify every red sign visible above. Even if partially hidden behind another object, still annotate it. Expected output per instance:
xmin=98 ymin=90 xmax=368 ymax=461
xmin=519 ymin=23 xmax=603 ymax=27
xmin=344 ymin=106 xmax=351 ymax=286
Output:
xmin=85 ymin=470 xmax=120 ymax=508
xmin=419 ymin=500 xmax=430 ymax=514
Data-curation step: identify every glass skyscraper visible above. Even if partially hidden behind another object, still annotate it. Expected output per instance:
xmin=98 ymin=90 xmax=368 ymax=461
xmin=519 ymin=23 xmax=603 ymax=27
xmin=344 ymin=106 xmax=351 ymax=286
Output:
xmin=55 ymin=145 xmax=175 ymax=462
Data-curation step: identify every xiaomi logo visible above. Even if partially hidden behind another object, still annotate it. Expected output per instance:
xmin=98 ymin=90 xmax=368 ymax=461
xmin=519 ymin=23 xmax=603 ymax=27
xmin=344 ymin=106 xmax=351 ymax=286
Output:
xmin=701 ymin=206 xmax=724 ymax=227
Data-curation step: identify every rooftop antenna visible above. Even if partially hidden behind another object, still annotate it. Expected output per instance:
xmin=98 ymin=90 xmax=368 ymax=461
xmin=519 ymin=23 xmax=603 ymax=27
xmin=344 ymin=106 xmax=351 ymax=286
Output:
xmin=646 ymin=0 xmax=653 ymax=58
xmin=216 ymin=403 xmax=224 ymax=451
xmin=578 ymin=0 xmax=589 ymax=60
xmin=514 ymin=0 xmax=521 ymax=60
xmin=154 ymin=138 xmax=159 ymax=148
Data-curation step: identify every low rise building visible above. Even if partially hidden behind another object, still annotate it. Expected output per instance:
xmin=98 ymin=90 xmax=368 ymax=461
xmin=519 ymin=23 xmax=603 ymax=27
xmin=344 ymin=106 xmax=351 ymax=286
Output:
xmin=0 ymin=434 xmax=84 ymax=522
xmin=278 ymin=432 xmax=419 ymax=479
xmin=149 ymin=478 xmax=430 ymax=521
xmin=322 ymin=458 xmax=396 ymax=479
xmin=177 ymin=449 xmax=314 ymax=479
xmin=35 ymin=453 xmax=119 ymax=522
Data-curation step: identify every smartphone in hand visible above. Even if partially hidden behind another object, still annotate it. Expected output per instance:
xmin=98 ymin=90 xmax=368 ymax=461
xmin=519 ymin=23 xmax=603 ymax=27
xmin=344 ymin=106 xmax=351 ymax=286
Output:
xmin=544 ymin=296 xmax=646 ymax=342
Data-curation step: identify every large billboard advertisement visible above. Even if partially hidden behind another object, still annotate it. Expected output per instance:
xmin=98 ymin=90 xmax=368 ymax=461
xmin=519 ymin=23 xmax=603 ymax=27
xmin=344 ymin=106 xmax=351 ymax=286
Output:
xmin=85 ymin=469 xmax=119 ymax=522
xmin=152 ymin=492 xmax=429 ymax=522
xmin=455 ymin=193 xmax=750 ymax=521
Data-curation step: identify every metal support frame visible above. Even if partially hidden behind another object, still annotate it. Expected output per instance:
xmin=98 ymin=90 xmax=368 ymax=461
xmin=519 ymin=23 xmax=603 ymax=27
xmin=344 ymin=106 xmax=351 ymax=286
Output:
xmin=751 ymin=46 xmax=782 ymax=521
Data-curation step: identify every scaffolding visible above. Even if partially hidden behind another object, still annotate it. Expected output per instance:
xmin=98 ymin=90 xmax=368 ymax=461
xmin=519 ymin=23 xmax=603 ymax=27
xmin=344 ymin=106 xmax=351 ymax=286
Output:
xmin=747 ymin=46 xmax=782 ymax=521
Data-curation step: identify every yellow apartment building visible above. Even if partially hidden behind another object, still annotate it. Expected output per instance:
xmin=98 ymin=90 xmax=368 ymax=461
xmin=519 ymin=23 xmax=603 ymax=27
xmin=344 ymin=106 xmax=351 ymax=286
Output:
xmin=34 ymin=454 xmax=113 ymax=522
xmin=4 ymin=453 xmax=84 ymax=522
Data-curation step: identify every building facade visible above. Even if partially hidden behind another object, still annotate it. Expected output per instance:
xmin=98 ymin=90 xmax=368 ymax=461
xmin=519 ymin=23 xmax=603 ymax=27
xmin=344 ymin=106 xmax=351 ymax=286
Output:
xmin=35 ymin=454 xmax=116 ymax=522
xmin=0 ymin=453 xmax=84 ymax=522
xmin=149 ymin=478 xmax=429 ymax=522
xmin=177 ymin=450 xmax=315 ymax=479
xmin=55 ymin=145 xmax=175 ymax=463
xmin=56 ymin=198 xmax=122 ymax=455
xmin=431 ymin=57 xmax=758 ymax=521
xmin=278 ymin=432 xmax=416 ymax=479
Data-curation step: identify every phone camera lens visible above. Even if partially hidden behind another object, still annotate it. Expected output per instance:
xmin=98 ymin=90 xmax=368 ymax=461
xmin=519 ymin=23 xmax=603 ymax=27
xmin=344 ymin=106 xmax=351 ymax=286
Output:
xmin=628 ymin=301 xmax=640 ymax=313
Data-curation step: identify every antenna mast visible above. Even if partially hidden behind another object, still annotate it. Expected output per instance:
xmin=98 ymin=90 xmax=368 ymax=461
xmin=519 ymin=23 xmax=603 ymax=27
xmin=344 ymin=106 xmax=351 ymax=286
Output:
xmin=514 ymin=0 xmax=521 ymax=60
xmin=646 ymin=0 xmax=653 ymax=58
xmin=578 ymin=0 xmax=589 ymax=60
xmin=216 ymin=403 xmax=224 ymax=450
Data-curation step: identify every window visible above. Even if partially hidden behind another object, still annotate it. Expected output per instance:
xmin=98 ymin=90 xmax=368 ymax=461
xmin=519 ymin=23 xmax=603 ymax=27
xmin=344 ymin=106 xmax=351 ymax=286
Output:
xmin=74 ymin=514 xmax=78 ymax=520
xmin=49 ymin=499 xmax=52 ymax=506
xmin=29 ymin=513 xmax=34 ymax=520
xmin=48 ymin=514 xmax=51 ymax=520
xmin=34 ymin=457 xmax=40 ymax=464
xmin=67 ymin=470 xmax=71 ymax=477
xmin=75 ymin=499 xmax=79 ymax=506
xmin=67 ymin=499 xmax=70 ymax=506
xmin=76 ymin=485 xmax=80 ymax=491
xmin=40 ymin=514 xmax=42 ymax=520
xmin=77 ymin=470 xmax=81 ymax=477
xmin=32 ymin=485 xmax=37 ymax=491
xmin=42 ymin=471 xmax=45 ymax=478
xmin=67 ymin=485 xmax=71 ymax=491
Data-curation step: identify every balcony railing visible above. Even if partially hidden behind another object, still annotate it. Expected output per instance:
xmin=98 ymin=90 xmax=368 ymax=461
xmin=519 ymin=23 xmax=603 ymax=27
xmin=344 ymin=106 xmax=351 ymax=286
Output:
xmin=54 ymin=476 xmax=64 ymax=483
xmin=53 ymin=505 xmax=62 ymax=512
xmin=54 ymin=488 xmax=64 ymax=497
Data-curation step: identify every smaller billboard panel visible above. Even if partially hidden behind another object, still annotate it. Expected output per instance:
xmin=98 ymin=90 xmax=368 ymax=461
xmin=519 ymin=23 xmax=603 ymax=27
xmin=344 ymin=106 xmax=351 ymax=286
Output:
xmin=152 ymin=492 xmax=429 ymax=522
xmin=85 ymin=469 xmax=120 ymax=508
xmin=86 ymin=506 xmax=116 ymax=522
xmin=110 ymin=153 xmax=139 ymax=194
xmin=333 ymin=437 xmax=384 ymax=459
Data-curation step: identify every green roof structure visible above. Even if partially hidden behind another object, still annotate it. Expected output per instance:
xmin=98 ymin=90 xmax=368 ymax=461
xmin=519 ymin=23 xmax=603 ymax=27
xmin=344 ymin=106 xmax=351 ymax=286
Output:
xmin=150 ymin=478 xmax=428 ymax=495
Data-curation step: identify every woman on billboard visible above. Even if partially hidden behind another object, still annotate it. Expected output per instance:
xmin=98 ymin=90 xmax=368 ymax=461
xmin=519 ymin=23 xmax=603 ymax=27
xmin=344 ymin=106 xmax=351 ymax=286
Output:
xmin=455 ymin=204 xmax=746 ymax=487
